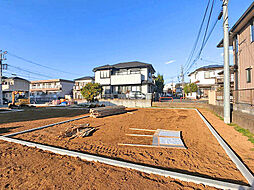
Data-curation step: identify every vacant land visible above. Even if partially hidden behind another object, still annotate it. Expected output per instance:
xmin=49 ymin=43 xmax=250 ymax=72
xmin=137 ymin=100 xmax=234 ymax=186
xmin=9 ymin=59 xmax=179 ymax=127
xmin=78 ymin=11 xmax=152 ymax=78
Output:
xmin=14 ymin=108 xmax=248 ymax=185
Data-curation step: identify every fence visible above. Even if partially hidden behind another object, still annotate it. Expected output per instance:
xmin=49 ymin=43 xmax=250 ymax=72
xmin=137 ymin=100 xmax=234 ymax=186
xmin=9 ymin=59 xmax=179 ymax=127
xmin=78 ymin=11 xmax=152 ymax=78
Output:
xmin=216 ymin=88 xmax=254 ymax=106
xmin=232 ymin=88 xmax=254 ymax=106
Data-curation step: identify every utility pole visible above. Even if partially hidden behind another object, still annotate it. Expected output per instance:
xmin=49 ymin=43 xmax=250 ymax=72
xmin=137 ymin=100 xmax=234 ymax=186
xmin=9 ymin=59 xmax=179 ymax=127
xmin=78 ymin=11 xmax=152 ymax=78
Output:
xmin=180 ymin=65 xmax=185 ymax=97
xmin=0 ymin=51 xmax=7 ymax=106
xmin=223 ymin=0 xmax=231 ymax=123
xmin=0 ymin=51 xmax=3 ymax=106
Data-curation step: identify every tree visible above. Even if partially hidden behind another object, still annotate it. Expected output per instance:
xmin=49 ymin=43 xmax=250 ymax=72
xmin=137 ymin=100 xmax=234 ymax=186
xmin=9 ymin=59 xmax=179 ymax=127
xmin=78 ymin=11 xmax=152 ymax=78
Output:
xmin=155 ymin=74 xmax=164 ymax=93
xmin=183 ymin=83 xmax=198 ymax=95
xmin=81 ymin=83 xmax=102 ymax=102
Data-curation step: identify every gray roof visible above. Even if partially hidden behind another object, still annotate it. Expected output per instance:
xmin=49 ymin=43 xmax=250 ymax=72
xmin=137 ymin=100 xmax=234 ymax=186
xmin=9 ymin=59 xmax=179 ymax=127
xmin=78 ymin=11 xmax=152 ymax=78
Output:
xmin=74 ymin=76 xmax=95 ymax=81
xmin=3 ymin=76 xmax=30 ymax=82
xmin=93 ymin=61 xmax=156 ymax=73
xmin=188 ymin=65 xmax=224 ymax=76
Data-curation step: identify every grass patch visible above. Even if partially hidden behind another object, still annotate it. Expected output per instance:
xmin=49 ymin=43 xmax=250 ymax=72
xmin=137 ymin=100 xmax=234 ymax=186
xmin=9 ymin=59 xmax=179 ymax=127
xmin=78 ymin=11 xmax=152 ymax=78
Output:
xmin=209 ymin=109 xmax=254 ymax=146
xmin=228 ymin=123 xmax=254 ymax=145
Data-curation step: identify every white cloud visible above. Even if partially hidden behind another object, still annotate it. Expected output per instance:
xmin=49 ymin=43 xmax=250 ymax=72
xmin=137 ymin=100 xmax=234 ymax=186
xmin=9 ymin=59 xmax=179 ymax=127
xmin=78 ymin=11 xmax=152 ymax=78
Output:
xmin=165 ymin=60 xmax=176 ymax=64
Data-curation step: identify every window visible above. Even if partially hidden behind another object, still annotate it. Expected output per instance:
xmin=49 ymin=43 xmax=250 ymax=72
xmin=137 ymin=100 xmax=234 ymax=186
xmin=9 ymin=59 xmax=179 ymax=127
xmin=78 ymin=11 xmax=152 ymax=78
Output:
xmin=204 ymin=71 xmax=210 ymax=79
xmin=246 ymin=68 xmax=252 ymax=83
xmin=100 ymin=70 xmax=110 ymax=78
xmin=130 ymin=69 xmax=141 ymax=74
xmin=251 ymin=20 xmax=254 ymax=42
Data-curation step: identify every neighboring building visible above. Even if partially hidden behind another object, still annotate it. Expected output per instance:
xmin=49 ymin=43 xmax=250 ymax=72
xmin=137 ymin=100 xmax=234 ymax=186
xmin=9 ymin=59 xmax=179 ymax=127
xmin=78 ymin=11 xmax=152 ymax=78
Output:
xmin=188 ymin=65 xmax=225 ymax=98
xmin=93 ymin=61 xmax=156 ymax=98
xmin=163 ymin=83 xmax=176 ymax=94
xmin=30 ymin=79 xmax=74 ymax=103
xmin=2 ymin=76 xmax=30 ymax=102
xmin=217 ymin=2 xmax=254 ymax=105
xmin=73 ymin=76 xmax=94 ymax=100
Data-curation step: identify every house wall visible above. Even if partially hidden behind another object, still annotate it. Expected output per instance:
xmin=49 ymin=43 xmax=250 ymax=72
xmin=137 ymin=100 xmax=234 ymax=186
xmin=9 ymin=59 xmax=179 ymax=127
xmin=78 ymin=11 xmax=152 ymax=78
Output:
xmin=2 ymin=79 xmax=30 ymax=92
xmin=94 ymin=70 xmax=111 ymax=85
xmin=235 ymin=23 xmax=254 ymax=89
xmin=189 ymin=69 xmax=223 ymax=85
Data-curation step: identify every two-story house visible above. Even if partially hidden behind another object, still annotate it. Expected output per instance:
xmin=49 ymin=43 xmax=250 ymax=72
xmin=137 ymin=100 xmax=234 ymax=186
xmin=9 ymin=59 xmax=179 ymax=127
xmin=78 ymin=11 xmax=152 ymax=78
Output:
xmin=2 ymin=76 xmax=30 ymax=102
xmin=30 ymin=79 xmax=74 ymax=103
xmin=217 ymin=2 xmax=254 ymax=105
xmin=93 ymin=61 xmax=156 ymax=98
xmin=73 ymin=76 xmax=94 ymax=100
xmin=188 ymin=65 xmax=225 ymax=98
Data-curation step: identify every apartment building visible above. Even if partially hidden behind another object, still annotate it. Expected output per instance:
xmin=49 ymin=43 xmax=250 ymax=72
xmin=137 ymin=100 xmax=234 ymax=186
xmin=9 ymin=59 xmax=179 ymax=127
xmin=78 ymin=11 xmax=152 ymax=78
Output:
xmin=2 ymin=76 xmax=30 ymax=102
xmin=217 ymin=2 xmax=254 ymax=105
xmin=30 ymin=79 xmax=74 ymax=103
xmin=93 ymin=61 xmax=156 ymax=98
xmin=73 ymin=76 xmax=94 ymax=100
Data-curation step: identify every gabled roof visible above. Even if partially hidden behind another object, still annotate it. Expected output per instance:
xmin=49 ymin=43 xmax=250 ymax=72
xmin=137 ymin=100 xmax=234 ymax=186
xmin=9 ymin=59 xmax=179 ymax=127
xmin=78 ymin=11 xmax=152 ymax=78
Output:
xmin=3 ymin=76 xmax=30 ymax=82
xmin=74 ymin=76 xmax=95 ymax=81
xmin=93 ymin=61 xmax=156 ymax=73
xmin=217 ymin=2 xmax=254 ymax=47
xmin=188 ymin=65 xmax=224 ymax=76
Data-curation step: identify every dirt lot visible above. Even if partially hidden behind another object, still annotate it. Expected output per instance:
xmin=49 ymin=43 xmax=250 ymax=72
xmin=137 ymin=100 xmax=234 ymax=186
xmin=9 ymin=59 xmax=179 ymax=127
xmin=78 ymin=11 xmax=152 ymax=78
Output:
xmin=0 ymin=140 xmax=218 ymax=190
xmin=0 ymin=107 xmax=89 ymax=135
xmin=13 ymin=108 xmax=248 ymax=185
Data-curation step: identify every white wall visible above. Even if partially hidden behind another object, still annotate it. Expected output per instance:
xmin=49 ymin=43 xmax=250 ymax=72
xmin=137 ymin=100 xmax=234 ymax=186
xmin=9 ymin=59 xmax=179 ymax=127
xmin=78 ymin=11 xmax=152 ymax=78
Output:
xmin=189 ymin=69 xmax=223 ymax=85
xmin=94 ymin=70 xmax=110 ymax=85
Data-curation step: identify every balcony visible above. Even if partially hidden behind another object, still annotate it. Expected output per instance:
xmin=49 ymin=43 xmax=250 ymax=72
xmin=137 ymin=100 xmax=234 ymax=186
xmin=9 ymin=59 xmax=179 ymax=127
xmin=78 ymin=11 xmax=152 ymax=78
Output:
xmin=111 ymin=73 xmax=142 ymax=85
xmin=30 ymin=85 xmax=62 ymax=91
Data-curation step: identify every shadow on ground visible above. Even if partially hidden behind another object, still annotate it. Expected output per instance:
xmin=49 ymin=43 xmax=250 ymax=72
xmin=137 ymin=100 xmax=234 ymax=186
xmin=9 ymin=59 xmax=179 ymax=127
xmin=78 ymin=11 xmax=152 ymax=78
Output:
xmin=0 ymin=108 xmax=90 ymax=124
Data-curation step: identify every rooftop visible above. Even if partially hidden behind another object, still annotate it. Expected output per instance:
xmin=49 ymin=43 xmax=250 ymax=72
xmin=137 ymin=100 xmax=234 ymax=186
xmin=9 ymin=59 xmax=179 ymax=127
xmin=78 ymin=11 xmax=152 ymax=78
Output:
xmin=30 ymin=79 xmax=74 ymax=84
xmin=188 ymin=65 xmax=224 ymax=76
xmin=74 ymin=76 xmax=95 ymax=81
xmin=93 ymin=61 xmax=156 ymax=73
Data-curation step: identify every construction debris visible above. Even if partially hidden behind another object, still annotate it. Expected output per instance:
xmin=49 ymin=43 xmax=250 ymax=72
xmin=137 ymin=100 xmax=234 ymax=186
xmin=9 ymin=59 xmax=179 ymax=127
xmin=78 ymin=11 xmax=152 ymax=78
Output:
xmin=90 ymin=106 xmax=126 ymax=118
xmin=61 ymin=124 xmax=96 ymax=139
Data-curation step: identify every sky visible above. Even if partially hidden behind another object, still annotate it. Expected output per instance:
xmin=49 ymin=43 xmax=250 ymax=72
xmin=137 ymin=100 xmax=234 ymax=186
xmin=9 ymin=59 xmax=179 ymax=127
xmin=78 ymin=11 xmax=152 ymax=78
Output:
xmin=0 ymin=0 xmax=253 ymax=83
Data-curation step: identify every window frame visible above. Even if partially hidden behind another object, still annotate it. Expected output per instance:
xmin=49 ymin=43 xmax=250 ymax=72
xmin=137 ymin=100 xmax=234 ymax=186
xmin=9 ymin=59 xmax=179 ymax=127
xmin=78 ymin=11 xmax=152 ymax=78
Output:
xmin=246 ymin=68 xmax=252 ymax=83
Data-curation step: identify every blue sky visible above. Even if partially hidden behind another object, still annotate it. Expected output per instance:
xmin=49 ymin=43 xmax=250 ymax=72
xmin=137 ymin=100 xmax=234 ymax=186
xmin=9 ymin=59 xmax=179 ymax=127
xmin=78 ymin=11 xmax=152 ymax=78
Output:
xmin=1 ymin=0 xmax=253 ymax=83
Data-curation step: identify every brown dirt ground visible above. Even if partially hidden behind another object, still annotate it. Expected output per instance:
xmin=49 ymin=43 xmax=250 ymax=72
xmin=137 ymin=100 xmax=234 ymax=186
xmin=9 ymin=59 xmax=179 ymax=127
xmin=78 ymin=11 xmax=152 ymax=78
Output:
xmin=0 ymin=108 xmax=89 ymax=135
xmin=0 ymin=140 xmax=219 ymax=190
xmin=198 ymin=108 xmax=254 ymax=174
xmin=14 ymin=108 xmax=248 ymax=185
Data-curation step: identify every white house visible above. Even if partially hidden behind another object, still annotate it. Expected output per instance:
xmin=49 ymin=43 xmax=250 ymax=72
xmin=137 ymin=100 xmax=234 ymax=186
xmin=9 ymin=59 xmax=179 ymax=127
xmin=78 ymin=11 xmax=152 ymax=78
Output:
xmin=73 ymin=76 xmax=94 ymax=100
xmin=30 ymin=79 xmax=74 ymax=103
xmin=93 ymin=61 xmax=156 ymax=98
xmin=2 ymin=76 xmax=30 ymax=102
xmin=188 ymin=65 xmax=224 ymax=97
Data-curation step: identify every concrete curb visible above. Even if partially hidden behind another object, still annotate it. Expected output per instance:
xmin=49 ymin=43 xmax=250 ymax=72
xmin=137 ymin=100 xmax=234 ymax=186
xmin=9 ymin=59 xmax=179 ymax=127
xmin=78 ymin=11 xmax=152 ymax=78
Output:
xmin=3 ymin=115 xmax=90 ymax=137
xmin=195 ymin=109 xmax=254 ymax=186
xmin=0 ymin=136 xmax=250 ymax=190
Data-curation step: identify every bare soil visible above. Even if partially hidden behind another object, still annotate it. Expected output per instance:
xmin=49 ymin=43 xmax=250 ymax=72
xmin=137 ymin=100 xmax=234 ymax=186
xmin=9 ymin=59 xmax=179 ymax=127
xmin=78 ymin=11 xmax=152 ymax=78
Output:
xmin=14 ymin=108 xmax=248 ymax=185
xmin=0 ymin=140 xmax=218 ymax=190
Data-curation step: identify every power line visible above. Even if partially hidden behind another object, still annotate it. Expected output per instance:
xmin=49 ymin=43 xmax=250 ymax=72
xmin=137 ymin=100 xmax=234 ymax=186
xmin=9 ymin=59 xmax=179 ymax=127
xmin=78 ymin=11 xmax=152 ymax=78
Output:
xmin=183 ymin=0 xmax=212 ymax=72
xmin=2 ymin=70 xmax=43 ymax=80
xmin=8 ymin=64 xmax=55 ymax=79
xmin=184 ymin=0 xmax=219 ymax=75
xmin=8 ymin=52 xmax=82 ymax=76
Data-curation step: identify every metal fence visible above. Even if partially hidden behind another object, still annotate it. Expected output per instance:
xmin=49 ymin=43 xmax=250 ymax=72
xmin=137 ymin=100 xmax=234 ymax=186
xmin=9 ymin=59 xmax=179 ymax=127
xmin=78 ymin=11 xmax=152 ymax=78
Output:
xmin=232 ymin=88 xmax=254 ymax=106
xmin=216 ymin=88 xmax=254 ymax=106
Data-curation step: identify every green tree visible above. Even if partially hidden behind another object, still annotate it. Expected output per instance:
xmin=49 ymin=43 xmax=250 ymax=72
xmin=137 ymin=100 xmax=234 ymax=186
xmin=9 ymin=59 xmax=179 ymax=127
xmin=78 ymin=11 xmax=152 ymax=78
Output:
xmin=155 ymin=74 xmax=165 ymax=93
xmin=183 ymin=83 xmax=198 ymax=95
xmin=81 ymin=83 xmax=102 ymax=102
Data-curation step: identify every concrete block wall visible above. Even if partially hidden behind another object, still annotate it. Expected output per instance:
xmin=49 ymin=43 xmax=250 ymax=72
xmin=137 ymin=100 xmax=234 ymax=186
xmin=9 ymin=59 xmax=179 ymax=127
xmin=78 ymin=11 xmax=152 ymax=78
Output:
xmin=101 ymin=99 xmax=152 ymax=108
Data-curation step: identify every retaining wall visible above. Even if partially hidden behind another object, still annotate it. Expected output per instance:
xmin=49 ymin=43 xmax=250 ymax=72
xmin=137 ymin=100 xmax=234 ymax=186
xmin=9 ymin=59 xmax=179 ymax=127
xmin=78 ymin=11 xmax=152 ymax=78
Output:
xmin=153 ymin=102 xmax=254 ymax=133
xmin=100 ymin=99 xmax=152 ymax=108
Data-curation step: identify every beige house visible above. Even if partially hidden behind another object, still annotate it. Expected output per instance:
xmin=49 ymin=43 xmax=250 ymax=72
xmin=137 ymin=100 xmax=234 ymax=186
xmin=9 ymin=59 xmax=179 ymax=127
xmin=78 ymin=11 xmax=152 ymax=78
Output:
xmin=2 ymin=76 xmax=30 ymax=102
xmin=217 ymin=2 xmax=254 ymax=105
xmin=73 ymin=76 xmax=94 ymax=100
xmin=30 ymin=79 xmax=74 ymax=103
